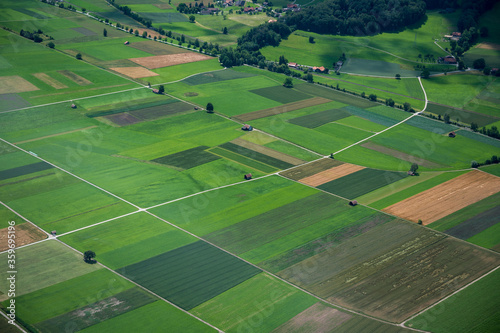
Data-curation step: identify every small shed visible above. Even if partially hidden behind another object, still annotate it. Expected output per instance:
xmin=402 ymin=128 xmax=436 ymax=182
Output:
xmin=244 ymin=173 xmax=252 ymax=180
xmin=448 ymin=131 xmax=456 ymax=138
xmin=124 ymin=41 xmax=129 ymax=45
xmin=349 ymin=200 xmax=358 ymax=206
xmin=51 ymin=230 xmax=57 ymax=236
xmin=152 ymin=89 xmax=159 ymax=94
xmin=407 ymin=171 xmax=415 ymax=176
xmin=71 ymin=103 xmax=77 ymax=109
xmin=241 ymin=124 xmax=253 ymax=131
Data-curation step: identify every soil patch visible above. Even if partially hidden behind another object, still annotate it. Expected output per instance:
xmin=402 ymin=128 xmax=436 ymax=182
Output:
xmin=33 ymin=73 xmax=68 ymax=89
xmin=0 ymin=76 xmax=39 ymax=94
xmin=110 ymin=66 xmax=158 ymax=78
xmin=0 ymin=223 xmax=46 ymax=251
xmin=129 ymin=53 xmax=213 ymax=69
xmin=384 ymin=170 xmax=500 ymax=224
xmin=58 ymin=70 xmax=92 ymax=85
xmin=299 ymin=163 xmax=365 ymax=187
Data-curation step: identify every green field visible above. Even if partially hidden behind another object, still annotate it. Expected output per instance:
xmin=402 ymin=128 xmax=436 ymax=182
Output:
xmin=406 ymin=268 xmax=500 ymax=333
xmin=250 ymin=85 xmax=312 ymax=104
xmin=60 ymin=212 xmax=197 ymax=269
xmin=118 ymin=240 xmax=261 ymax=310
xmin=0 ymin=240 xmax=100 ymax=297
xmin=219 ymin=142 xmax=293 ymax=170
xmin=288 ymin=108 xmax=351 ymax=128
xmin=152 ymin=145 xmax=221 ymax=169
xmin=318 ymin=168 xmax=408 ymax=199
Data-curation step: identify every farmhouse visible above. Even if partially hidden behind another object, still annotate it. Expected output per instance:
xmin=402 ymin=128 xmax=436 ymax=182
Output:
xmin=288 ymin=62 xmax=297 ymax=68
xmin=268 ymin=19 xmax=277 ymax=23
xmin=241 ymin=124 xmax=253 ymax=131
xmin=312 ymin=66 xmax=326 ymax=73
xmin=439 ymin=55 xmax=457 ymax=64
xmin=349 ymin=200 xmax=358 ymax=206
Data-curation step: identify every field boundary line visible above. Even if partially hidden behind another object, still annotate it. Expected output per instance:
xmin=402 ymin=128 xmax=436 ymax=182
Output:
xmin=54 ymin=239 xmax=225 ymax=333
xmin=401 ymin=264 xmax=500 ymax=327
xmin=0 ymin=309 xmax=27 ymax=333
xmin=13 ymin=126 xmax=98 ymax=145
xmin=145 ymin=210 xmax=430 ymax=332
xmin=0 ymin=137 xmax=141 ymax=210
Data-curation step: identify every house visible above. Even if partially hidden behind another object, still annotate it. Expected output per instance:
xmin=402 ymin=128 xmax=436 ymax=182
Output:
xmin=124 ymin=41 xmax=129 ymax=45
xmin=312 ymin=66 xmax=326 ymax=73
xmin=241 ymin=124 xmax=253 ymax=131
xmin=244 ymin=7 xmax=255 ymax=13
xmin=152 ymin=89 xmax=159 ymax=94
xmin=440 ymin=55 xmax=457 ymax=64
xmin=268 ymin=19 xmax=277 ymax=23
xmin=448 ymin=131 xmax=456 ymax=138
xmin=452 ymin=32 xmax=461 ymax=37
xmin=288 ymin=62 xmax=297 ymax=68
xmin=244 ymin=173 xmax=252 ymax=180
xmin=349 ymin=200 xmax=358 ymax=206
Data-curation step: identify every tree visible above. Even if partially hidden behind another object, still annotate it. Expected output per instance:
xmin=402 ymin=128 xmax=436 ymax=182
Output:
xmin=472 ymin=58 xmax=486 ymax=69
xmin=417 ymin=219 xmax=423 ymax=225
xmin=142 ymin=31 xmax=148 ymax=38
xmin=158 ymin=85 xmax=165 ymax=94
xmin=361 ymin=92 xmax=365 ymax=98
xmin=76 ymin=53 xmax=82 ymax=60
xmin=135 ymin=30 xmax=139 ymax=36
xmin=410 ymin=163 xmax=419 ymax=174
xmin=421 ymin=69 xmax=430 ymax=79
xmin=47 ymin=41 xmax=55 ymax=49
xmin=483 ymin=67 xmax=491 ymax=75
xmin=278 ymin=55 xmax=288 ymax=66
xmin=458 ymin=60 xmax=466 ymax=70
xmin=403 ymin=102 xmax=411 ymax=111
xmin=103 ymin=28 xmax=107 ymax=37
xmin=309 ymin=36 xmax=315 ymax=43
xmin=206 ymin=102 xmax=214 ymax=113
xmin=283 ymin=77 xmax=293 ymax=88
xmin=471 ymin=122 xmax=478 ymax=132
xmin=306 ymin=73 xmax=313 ymax=83
xmin=223 ymin=27 xmax=228 ymax=34
xmin=83 ymin=250 xmax=96 ymax=264
xmin=368 ymin=94 xmax=377 ymax=101
xmin=443 ymin=113 xmax=450 ymax=124
xmin=189 ymin=15 xmax=195 ymax=23
xmin=471 ymin=160 xmax=479 ymax=168
xmin=480 ymin=27 xmax=489 ymax=37
xmin=395 ymin=74 xmax=401 ymax=80
xmin=492 ymin=155 xmax=498 ymax=164
xmin=386 ymin=98 xmax=395 ymax=107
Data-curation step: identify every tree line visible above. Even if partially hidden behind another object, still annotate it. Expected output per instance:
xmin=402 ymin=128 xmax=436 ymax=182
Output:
xmin=284 ymin=0 xmax=426 ymax=36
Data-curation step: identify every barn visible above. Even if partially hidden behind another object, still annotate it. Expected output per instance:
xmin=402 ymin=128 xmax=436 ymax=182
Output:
xmin=244 ymin=173 xmax=252 ymax=180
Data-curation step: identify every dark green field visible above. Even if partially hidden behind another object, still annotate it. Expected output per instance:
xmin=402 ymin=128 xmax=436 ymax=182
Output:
xmin=117 ymin=241 xmax=261 ymax=310
xmin=0 ymin=161 xmax=53 ymax=181
xmin=343 ymin=106 xmax=401 ymax=127
xmin=294 ymin=83 xmax=377 ymax=108
xmin=318 ymin=168 xmax=408 ymax=199
xmin=280 ymin=158 xmax=343 ymax=180
xmin=405 ymin=115 xmax=458 ymax=133
xmin=444 ymin=205 xmax=500 ymax=240
xmin=457 ymin=129 xmax=500 ymax=149
xmin=183 ymin=69 xmax=256 ymax=86
xmin=425 ymin=102 xmax=499 ymax=127
xmin=210 ymin=147 xmax=279 ymax=173
xmin=250 ymin=85 xmax=312 ymax=104
xmin=288 ymin=109 xmax=351 ymax=128
xmin=219 ymin=142 xmax=293 ymax=170
xmin=152 ymin=146 xmax=220 ymax=169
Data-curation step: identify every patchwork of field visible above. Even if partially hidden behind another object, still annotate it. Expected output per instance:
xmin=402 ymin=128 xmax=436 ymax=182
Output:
xmin=298 ymin=163 xmax=365 ymax=187
xmin=384 ymin=170 xmax=500 ymax=224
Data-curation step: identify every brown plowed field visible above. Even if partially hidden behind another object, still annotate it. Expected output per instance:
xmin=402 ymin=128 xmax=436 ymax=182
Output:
xmin=299 ymin=163 xmax=365 ymax=187
xmin=58 ymin=70 xmax=92 ymax=85
xmin=230 ymin=138 xmax=305 ymax=165
xmin=384 ymin=170 xmax=500 ymax=224
xmin=0 ymin=75 xmax=39 ymax=94
xmin=0 ymin=223 xmax=46 ymax=251
xmin=129 ymin=53 xmax=212 ymax=69
xmin=234 ymin=97 xmax=331 ymax=122
xmin=111 ymin=67 xmax=159 ymax=78
xmin=280 ymin=158 xmax=343 ymax=180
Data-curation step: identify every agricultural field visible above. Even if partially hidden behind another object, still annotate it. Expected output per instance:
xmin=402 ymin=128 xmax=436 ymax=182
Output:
xmin=1 ymin=1 xmax=499 ymax=332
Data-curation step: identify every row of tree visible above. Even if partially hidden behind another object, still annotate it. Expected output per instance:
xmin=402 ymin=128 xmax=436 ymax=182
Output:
xmin=108 ymin=0 xmax=153 ymax=28
xmin=284 ymin=0 xmax=426 ymax=36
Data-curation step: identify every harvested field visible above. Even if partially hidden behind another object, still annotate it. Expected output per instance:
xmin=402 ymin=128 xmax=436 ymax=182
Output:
xmin=361 ymin=142 xmax=445 ymax=168
xmin=57 ymin=70 xmax=92 ymax=86
xmin=230 ymin=138 xmax=305 ymax=165
xmin=110 ymin=67 xmax=159 ymax=78
xmin=0 ymin=223 xmax=46 ymax=251
xmin=288 ymin=109 xmax=351 ymax=128
xmin=384 ymin=170 xmax=500 ymax=224
xmin=151 ymin=146 xmax=220 ymax=170
xmin=0 ymin=162 xmax=53 ymax=181
xmin=102 ymin=113 xmax=142 ymax=126
xmin=298 ymin=163 xmax=365 ymax=187
xmin=129 ymin=53 xmax=213 ymax=69
xmin=0 ymin=75 xmax=39 ymax=94
xmin=444 ymin=205 xmax=500 ymax=240
xmin=280 ymin=158 xmax=343 ymax=180
xmin=477 ymin=42 xmax=500 ymax=50
xmin=272 ymin=303 xmax=352 ymax=333
xmin=32 ymin=73 xmax=67 ymax=89
xmin=128 ymin=41 xmax=189 ymax=55
xmin=234 ymin=97 xmax=331 ymax=122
